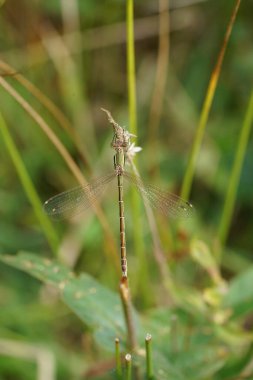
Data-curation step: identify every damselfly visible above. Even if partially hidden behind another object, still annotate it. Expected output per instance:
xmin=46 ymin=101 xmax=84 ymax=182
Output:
xmin=44 ymin=109 xmax=194 ymax=277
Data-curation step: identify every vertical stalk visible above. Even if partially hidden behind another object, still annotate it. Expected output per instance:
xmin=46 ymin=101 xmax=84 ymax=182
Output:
xmin=115 ymin=338 xmax=123 ymax=379
xmin=126 ymin=0 xmax=137 ymax=138
xmin=119 ymin=277 xmax=137 ymax=352
xmin=218 ymin=90 xmax=253 ymax=248
xmin=125 ymin=354 xmax=132 ymax=380
xmin=145 ymin=334 xmax=154 ymax=380
xmin=126 ymin=0 xmax=149 ymax=304
xmin=180 ymin=0 xmax=242 ymax=201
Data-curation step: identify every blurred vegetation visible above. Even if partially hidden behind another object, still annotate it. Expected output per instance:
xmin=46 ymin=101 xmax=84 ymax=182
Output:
xmin=0 ymin=0 xmax=253 ymax=379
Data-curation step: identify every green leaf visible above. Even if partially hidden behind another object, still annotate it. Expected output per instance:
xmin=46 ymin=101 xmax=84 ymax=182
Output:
xmin=223 ymin=268 xmax=253 ymax=314
xmin=0 ymin=252 xmax=134 ymax=350
xmin=0 ymin=252 xmax=73 ymax=287
xmin=62 ymin=273 xmax=127 ymax=347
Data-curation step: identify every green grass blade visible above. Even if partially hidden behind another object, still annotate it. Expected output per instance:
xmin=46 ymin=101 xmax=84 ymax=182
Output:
xmin=126 ymin=0 xmax=150 ymax=304
xmin=124 ymin=354 xmax=132 ymax=380
xmin=0 ymin=112 xmax=59 ymax=255
xmin=115 ymin=338 xmax=123 ymax=379
xmin=126 ymin=0 xmax=137 ymax=138
xmin=218 ymin=89 xmax=253 ymax=248
xmin=145 ymin=334 xmax=154 ymax=380
xmin=180 ymin=0 xmax=242 ymax=201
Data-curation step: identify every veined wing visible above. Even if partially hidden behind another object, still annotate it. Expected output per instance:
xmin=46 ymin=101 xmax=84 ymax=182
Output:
xmin=123 ymin=171 xmax=194 ymax=218
xmin=43 ymin=172 xmax=116 ymax=220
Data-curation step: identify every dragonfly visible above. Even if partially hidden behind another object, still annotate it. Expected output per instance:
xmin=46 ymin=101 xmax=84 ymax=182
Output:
xmin=44 ymin=108 xmax=194 ymax=278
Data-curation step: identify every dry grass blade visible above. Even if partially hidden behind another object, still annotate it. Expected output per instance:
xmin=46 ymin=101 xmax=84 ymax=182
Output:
xmin=181 ymin=0 xmax=242 ymax=201
xmin=0 ymin=59 xmax=91 ymax=169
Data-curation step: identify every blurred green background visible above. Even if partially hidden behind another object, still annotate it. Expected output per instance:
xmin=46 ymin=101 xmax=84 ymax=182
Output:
xmin=0 ymin=0 xmax=253 ymax=379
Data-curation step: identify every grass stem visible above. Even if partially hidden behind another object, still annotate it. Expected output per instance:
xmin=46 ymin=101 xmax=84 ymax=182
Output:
xmin=119 ymin=277 xmax=137 ymax=352
xmin=0 ymin=59 xmax=91 ymax=169
xmin=126 ymin=0 xmax=137 ymax=138
xmin=218 ymin=89 xmax=253 ymax=248
xmin=145 ymin=334 xmax=154 ymax=380
xmin=125 ymin=354 xmax=132 ymax=380
xmin=115 ymin=338 xmax=123 ymax=379
xmin=180 ymin=0 xmax=242 ymax=201
xmin=126 ymin=0 xmax=148 ymax=304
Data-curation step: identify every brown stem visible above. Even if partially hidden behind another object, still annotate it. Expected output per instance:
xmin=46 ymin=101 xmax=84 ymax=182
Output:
xmin=119 ymin=277 xmax=137 ymax=352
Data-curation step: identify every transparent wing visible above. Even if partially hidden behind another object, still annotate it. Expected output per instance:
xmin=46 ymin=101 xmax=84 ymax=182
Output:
xmin=123 ymin=171 xmax=194 ymax=218
xmin=43 ymin=172 xmax=116 ymax=220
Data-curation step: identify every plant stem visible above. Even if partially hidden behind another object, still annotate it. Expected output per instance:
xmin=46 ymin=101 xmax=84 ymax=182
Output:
xmin=126 ymin=0 xmax=137 ymax=138
xmin=126 ymin=0 xmax=149 ymax=304
xmin=115 ymin=338 xmax=123 ymax=379
xmin=119 ymin=277 xmax=137 ymax=352
xmin=145 ymin=334 xmax=154 ymax=380
xmin=0 ymin=112 xmax=59 ymax=255
xmin=218 ymin=89 xmax=253 ymax=248
xmin=0 ymin=59 xmax=91 ymax=170
xmin=125 ymin=354 xmax=132 ymax=380
xmin=180 ymin=0 xmax=242 ymax=201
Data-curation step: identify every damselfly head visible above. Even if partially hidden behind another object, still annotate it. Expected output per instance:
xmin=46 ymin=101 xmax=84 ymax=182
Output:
xmin=111 ymin=127 xmax=133 ymax=151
